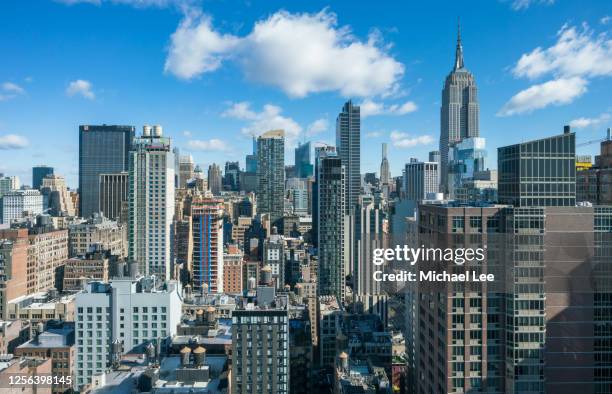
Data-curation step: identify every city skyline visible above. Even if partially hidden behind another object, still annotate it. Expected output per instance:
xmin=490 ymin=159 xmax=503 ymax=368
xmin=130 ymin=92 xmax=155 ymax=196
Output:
xmin=1 ymin=1 xmax=611 ymax=188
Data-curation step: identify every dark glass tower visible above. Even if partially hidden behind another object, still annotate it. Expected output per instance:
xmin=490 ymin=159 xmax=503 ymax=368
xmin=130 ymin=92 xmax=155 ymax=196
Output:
xmin=336 ymin=100 xmax=361 ymax=214
xmin=256 ymin=130 xmax=285 ymax=230
xmin=294 ymin=141 xmax=313 ymax=178
xmin=32 ymin=165 xmax=54 ymax=189
xmin=79 ymin=125 xmax=135 ymax=218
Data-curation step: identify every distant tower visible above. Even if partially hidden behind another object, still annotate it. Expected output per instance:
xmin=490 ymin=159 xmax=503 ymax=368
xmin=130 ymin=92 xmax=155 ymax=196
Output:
xmin=439 ymin=21 xmax=479 ymax=195
xmin=256 ymin=130 xmax=285 ymax=230
xmin=336 ymin=100 xmax=361 ymax=214
xmin=207 ymin=164 xmax=222 ymax=195
xmin=380 ymin=143 xmax=390 ymax=186
xmin=128 ymin=125 xmax=175 ymax=280
xmin=32 ymin=165 xmax=54 ymax=190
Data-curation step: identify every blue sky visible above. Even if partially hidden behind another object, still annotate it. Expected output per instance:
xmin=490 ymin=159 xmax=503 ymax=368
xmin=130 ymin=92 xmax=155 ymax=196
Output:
xmin=0 ymin=0 xmax=611 ymax=188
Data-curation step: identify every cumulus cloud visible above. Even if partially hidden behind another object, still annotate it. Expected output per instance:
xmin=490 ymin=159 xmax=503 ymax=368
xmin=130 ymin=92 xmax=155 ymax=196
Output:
xmin=66 ymin=80 xmax=95 ymax=99
xmin=0 ymin=134 xmax=29 ymax=150
xmin=360 ymin=99 xmax=417 ymax=118
xmin=509 ymin=0 xmax=554 ymax=11
xmin=498 ymin=77 xmax=587 ymax=116
xmin=390 ymin=131 xmax=434 ymax=148
xmin=512 ymin=24 xmax=612 ymax=80
xmin=165 ymin=9 xmax=404 ymax=98
xmin=0 ymin=82 xmax=26 ymax=101
xmin=569 ymin=112 xmax=611 ymax=129
xmin=366 ymin=131 xmax=382 ymax=138
xmin=306 ymin=119 xmax=328 ymax=136
xmin=187 ymin=138 xmax=228 ymax=151
xmin=500 ymin=23 xmax=611 ymax=115
xmin=223 ymin=102 xmax=302 ymax=146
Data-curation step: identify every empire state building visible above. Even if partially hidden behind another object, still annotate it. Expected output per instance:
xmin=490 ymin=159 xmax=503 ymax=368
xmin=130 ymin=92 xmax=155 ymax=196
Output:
xmin=439 ymin=23 xmax=479 ymax=195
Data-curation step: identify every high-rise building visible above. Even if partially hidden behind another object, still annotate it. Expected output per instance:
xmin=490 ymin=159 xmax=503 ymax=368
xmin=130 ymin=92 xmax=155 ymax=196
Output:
xmin=207 ymin=163 xmax=222 ymax=196
xmin=74 ymin=277 xmax=182 ymax=389
xmin=353 ymin=194 xmax=385 ymax=297
xmin=128 ymin=125 xmax=175 ymax=280
xmin=99 ymin=172 xmax=128 ymax=223
xmin=316 ymin=147 xmax=347 ymax=302
xmin=428 ymin=150 xmax=441 ymax=165
xmin=79 ymin=125 xmax=135 ymax=218
xmin=336 ymin=101 xmax=361 ymax=214
xmin=257 ymin=130 xmax=285 ymax=229
xmin=498 ymin=127 xmax=575 ymax=207
xmin=223 ymin=161 xmax=240 ymax=191
xmin=0 ymin=174 xmax=20 ymax=198
xmin=232 ymin=291 xmax=289 ymax=394
xmin=178 ymin=155 xmax=195 ymax=189
xmin=1 ymin=189 xmax=43 ymax=224
xmin=380 ymin=143 xmax=390 ymax=186
xmin=439 ymin=24 xmax=479 ymax=195
xmin=295 ymin=142 xmax=313 ymax=178
xmin=41 ymin=174 xmax=76 ymax=217
xmin=32 ymin=165 xmax=54 ymax=190
xmin=191 ymin=193 xmax=224 ymax=293
xmin=447 ymin=136 xmax=487 ymax=199
xmin=403 ymin=158 xmax=439 ymax=201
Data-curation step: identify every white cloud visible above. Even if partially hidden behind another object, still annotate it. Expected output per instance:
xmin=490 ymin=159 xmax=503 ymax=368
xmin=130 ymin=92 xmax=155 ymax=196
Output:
xmin=0 ymin=82 xmax=26 ymax=101
xmin=510 ymin=0 xmax=554 ymax=11
xmin=498 ymin=77 xmax=587 ymax=116
xmin=306 ymin=118 xmax=328 ymax=136
xmin=389 ymin=131 xmax=434 ymax=148
xmin=165 ymin=9 xmax=405 ymax=98
xmin=0 ymin=134 xmax=29 ymax=150
xmin=66 ymin=80 xmax=95 ymax=99
xmin=223 ymin=102 xmax=302 ymax=146
xmin=569 ymin=112 xmax=611 ymax=129
xmin=360 ymin=99 xmax=417 ymax=117
xmin=501 ymin=22 xmax=611 ymax=115
xmin=366 ymin=131 xmax=382 ymax=138
xmin=602 ymin=16 xmax=612 ymax=25
xmin=512 ymin=24 xmax=612 ymax=80
xmin=182 ymin=130 xmax=192 ymax=137
xmin=187 ymin=138 xmax=228 ymax=151
xmin=164 ymin=10 xmax=240 ymax=79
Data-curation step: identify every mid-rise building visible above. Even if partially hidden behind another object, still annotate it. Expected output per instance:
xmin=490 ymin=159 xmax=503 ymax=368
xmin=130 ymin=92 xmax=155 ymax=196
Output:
xmin=577 ymin=129 xmax=612 ymax=204
xmin=223 ymin=247 xmax=243 ymax=294
xmin=498 ymin=127 xmax=575 ymax=207
xmin=68 ymin=214 xmax=126 ymax=258
xmin=403 ymin=159 xmax=439 ymax=202
xmin=62 ymin=247 xmax=112 ymax=291
xmin=0 ymin=174 xmax=20 ymax=198
xmin=0 ymin=231 xmax=28 ymax=319
xmin=128 ymin=125 xmax=175 ymax=280
xmin=15 ymin=322 xmax=75 ymax=394
xmin=79 ymin=125 xmax=134 ymax=218
xmin=74 ymin=277 xmax=182 ymax=389
xmin=1 ymin=189 xmax=43 ymax=224
xmin=232 ymin=291 xmax=289 ymax=393
xmin=41 ymin=174 xmax=76 ymax=217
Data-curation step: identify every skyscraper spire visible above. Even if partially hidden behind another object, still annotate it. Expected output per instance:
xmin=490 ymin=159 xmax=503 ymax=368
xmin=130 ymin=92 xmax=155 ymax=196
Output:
xmin=454 ymin=17 xmax=464 ymax=70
